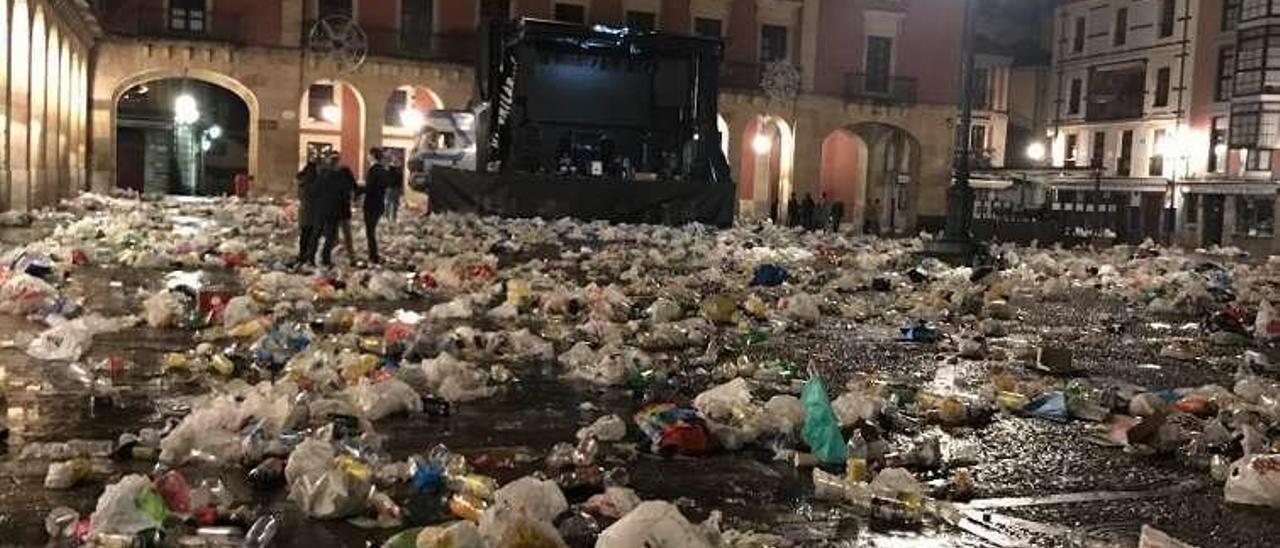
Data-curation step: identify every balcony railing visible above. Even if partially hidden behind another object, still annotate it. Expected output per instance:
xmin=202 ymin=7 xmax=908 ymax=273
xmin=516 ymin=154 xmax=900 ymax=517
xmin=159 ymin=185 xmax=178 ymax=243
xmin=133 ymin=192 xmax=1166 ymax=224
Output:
xmin=101 ymin=7 xmax=245 ymax=44
xmin=346 ymin=25 xmax=477 ymax=65
xmin=845 ymin=73 xmax=918 ymax=105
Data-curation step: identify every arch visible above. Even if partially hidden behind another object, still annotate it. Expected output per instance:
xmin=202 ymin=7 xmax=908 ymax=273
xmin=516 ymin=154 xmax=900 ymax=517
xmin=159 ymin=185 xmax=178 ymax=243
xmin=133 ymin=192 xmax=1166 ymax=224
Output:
xmin=820 ymin=128 xmax=868 ymax=230
xmin=738 ymin=114 xmax=794 ymax=223
xmin=299 ymin=78 xmax=367 ymax=173
xmin=110 ymin=68 xmax=262 ymax=182
xmin=380 ymin=85 xmax=444 ymax=172
xmin=838 ymin=122 xmax=922 ymax=235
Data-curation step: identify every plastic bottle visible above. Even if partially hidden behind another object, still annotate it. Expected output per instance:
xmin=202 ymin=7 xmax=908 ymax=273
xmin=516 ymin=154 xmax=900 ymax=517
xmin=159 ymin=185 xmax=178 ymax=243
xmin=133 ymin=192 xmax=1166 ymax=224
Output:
xmin=44 ymin=506 xmax=79 ymax=538
xmin=447 ymin=473 xmax=498 ymax=500
xmin=846 ymin=431 xmax=869 ymax=484
xmin=243 ymin=513 xmax=280 ymax=547
xmin=572 ymin=436 xmax=599 ymax=467
xmin=449 ymin=493 xmax=487 ymax=522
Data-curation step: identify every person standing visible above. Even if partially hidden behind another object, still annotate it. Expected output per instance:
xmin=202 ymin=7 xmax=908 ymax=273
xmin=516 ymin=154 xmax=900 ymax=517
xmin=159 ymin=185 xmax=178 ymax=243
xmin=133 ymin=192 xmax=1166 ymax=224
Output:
xmin=800 ymin=193 xmax=816 ymax=230
xmin=314 ymin=152 xmax=356 ymax=268
xmin=361 ymin=148 xmax=394 ymax=264
xmin=385 ymin=155 xmax=404 ymax=223
xmin=830 ymin=199 xmax=845 ymax=232
xmin=296 ymin=160 xmax=319 ymax=266
xmin=231 ymin=173 xmax=249 ymax=198
xmin=786 ymin=192 xmax=800 ymax=227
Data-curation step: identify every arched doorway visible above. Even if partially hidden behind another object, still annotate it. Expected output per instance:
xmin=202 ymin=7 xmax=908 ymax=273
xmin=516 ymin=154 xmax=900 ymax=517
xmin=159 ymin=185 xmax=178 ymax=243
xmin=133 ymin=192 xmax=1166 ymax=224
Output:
xmin=819 ymin=129 xmax=869 ymax=230
xmin=114 ymin=78 xmax=251 ymax=195
xmin=830 ymin=123 xmax=920 ymax=235
xmin=380 ymin=85 xmax=444 ymax=169
xmin=299 ymin=79 xmax=366 ymax=173
xmin=738 ymin=115 xmax=794 ymax=223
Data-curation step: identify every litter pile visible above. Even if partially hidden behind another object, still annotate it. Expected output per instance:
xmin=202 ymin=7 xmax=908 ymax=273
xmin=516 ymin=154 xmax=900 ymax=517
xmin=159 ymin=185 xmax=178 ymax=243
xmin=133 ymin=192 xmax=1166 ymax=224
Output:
xmin=0 ymin=192 xmax=1278 ymax=546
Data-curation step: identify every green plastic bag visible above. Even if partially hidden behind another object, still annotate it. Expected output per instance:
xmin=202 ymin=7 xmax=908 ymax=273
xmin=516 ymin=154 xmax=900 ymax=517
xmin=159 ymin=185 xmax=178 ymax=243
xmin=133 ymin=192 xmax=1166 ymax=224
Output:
xmin=136 ymin=486 xmax=169 ymax=525
xmin=802 ymin=375 xmax=847 ymax=465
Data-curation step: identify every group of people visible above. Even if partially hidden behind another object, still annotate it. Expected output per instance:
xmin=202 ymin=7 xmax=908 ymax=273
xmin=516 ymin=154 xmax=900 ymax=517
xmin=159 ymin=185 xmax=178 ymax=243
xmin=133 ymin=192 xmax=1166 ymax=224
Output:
xmin=296 ymin=148 xmax=404 ymax=268
xmin=776 ymin=192 xmax=845 ymax=232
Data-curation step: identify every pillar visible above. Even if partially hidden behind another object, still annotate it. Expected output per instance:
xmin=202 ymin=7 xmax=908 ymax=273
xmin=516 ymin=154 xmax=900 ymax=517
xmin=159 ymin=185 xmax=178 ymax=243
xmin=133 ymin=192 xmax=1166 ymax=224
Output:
xmin=42 ymin=29 xmax=60 ymax=207
xmin=791 ymin=117 xmax=823 ymax=198
xmin=9 ymin=1 xmax=31 ymax=210
xmin=0 ymin=0 xmax=9 ymax=210
xmin=58 ymin=41 xmax=71 ymax=200
xmin=362 ymin=82 xmax=391 ymax=181
xmin=27 ymin=8 xmax=46 ymax=210
xmin=1222 ymin=194 xmax=1238 ymax=246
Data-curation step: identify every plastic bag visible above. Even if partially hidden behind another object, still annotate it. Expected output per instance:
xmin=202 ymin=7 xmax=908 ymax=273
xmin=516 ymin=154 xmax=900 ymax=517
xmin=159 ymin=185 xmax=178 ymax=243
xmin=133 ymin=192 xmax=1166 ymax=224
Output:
xmin=762 ymin=395 xmax=805 ymax=436
xmin=143 ymin=290 xmax=187 ymax=328
xmin=577 ymin=414 xmax=627 ymax=442
xmin=595 ymin=501 xmax=714 ymax=548
xmin=27 ymin=313 xmax=136 ymax=362
xmin=1257 ymin=300 xmax=1280 ymax=342
xmin=646 ymin=298 xmax=683 ymax=323
xmin=749 ymin=264 xmax=788 ymax=287
xmin=584 ymin=487 xmax=641 ymax=519
xmin=783 ymin=293 xmax=821 ymax=324
xmin=415 ymin=521 xmax=484 ymax=548
xmin=801 ymin=376 xmax=847 ymax=465
xmin=89 ymin=474 xmax=162 ymax=536
xmin=0 ymin=272 xmax=57 ymax=315
xmin=286 ymin=439 xmax=372 ymax=519
xmin=223 ymin=295 xmax=258 ymax=328
xmin=1224 ymin=454 xmax=1280 ymax=508
xmin=429 ymin=298 xmax=474 ymax=320
xmin=344 ymin=378 xmax=424 ymax=421
xmin=478 ymin=476 xmax=570 ymax=546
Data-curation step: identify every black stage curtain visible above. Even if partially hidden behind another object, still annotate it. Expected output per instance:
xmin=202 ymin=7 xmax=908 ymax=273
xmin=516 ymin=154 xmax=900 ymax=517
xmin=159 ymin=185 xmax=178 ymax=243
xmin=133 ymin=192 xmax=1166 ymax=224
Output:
xmin=427 ymin=167 xmax=735 ymax=227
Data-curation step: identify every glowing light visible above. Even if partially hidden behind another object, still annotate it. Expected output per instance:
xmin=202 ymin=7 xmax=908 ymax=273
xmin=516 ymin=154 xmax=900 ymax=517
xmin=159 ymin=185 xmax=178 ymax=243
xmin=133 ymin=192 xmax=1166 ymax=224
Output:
xmin=321 ymin=104 xmax=341 ymax=124
xmin=206 ymin=125 xmax=222 ymax=140
xmin=173 ymin=94 xmax=199 ymax=125
xmin=752 ymin=133 xmax=773 ymax=155
xmin=1025 ymin=141 xmax=1046 ymax=162
xmin=1214 ymin=143 xmax=1228 ymax=156
xmin=399 ymin=108 xmax=425 ymax=130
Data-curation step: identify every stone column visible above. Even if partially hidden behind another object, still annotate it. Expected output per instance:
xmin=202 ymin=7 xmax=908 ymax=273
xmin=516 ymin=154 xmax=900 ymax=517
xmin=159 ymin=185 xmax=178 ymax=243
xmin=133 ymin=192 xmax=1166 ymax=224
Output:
xmin=0 ymin=0 xmax=9 ymax=211
xmin=41 ymin=30 xmax=60 ymax=207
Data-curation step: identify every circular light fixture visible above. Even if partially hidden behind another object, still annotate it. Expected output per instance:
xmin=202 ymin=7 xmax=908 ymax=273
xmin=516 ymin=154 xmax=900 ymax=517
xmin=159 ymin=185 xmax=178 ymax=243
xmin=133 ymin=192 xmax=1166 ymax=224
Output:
xmin=321 ymin=104 xmax=342 ymax=124
xmin=752 ymin=133 xmax=773 ymax=155
xmin=206 ymin=125 xmax=223 ymax=140
xmin=1025 ymin=142 xmax=1046 ymax=162
xmin=173 ymin=94 xmax=199 ymax=125
xmin=399 ymin=108 xmax=425 ymax=130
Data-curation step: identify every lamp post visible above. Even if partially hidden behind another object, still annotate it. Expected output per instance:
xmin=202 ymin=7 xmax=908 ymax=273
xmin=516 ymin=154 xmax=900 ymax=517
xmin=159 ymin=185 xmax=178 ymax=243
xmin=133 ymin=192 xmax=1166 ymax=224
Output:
xmin=924 ymin=0 xmax=979 ymax=262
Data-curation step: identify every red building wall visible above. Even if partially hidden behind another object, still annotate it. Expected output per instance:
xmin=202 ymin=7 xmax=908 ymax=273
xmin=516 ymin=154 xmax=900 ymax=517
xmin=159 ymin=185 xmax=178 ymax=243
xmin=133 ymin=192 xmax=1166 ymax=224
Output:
xmin=725 ymin=0 xmax=758 ymax=65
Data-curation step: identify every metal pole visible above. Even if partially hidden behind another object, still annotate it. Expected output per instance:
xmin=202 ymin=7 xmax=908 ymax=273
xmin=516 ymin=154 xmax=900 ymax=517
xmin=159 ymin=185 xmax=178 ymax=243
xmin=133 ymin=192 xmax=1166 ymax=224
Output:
xmin=943 ymin=0 xmax=977 ymax=242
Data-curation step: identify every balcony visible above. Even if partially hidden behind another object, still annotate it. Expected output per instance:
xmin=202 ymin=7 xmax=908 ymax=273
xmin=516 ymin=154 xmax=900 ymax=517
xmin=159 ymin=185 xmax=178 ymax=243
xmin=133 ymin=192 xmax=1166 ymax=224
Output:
xmin=101 ymin=7 xmax=244 ymax=44
xmin=845 ymin=73 xmax=918 ymax=105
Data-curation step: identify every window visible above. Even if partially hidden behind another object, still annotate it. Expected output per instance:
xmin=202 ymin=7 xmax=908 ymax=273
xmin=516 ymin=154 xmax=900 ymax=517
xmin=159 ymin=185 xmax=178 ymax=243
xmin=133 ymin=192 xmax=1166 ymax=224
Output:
xmin=169 ymin=0 xmax=206 ymax=33
xmin=308 ymin=84 xmax=335 ymax=121
xmin=1217 ymin=47 xmax=1236 ymax=101
xmin=1119 ymin=130 xmax=1133 ymax=176
xmin=401 ymin=0 xmax=434 ymax=52
xmin=761 ymin=25 xmax=789 ymax=63
xmin=1211 ymin=117 xmax=1229 ymax=173
xmin=973 ymin=68 xmax=990 ymax=110
xmin=1114 ymin=7 xmax=1128 ymax=46
xmin=1242 ymin=0 xmax=1269 ymax=21
xmin=694 ymin=17 xmax=721 ymax=38
xmin=625 ymin=11 xmax=656 ymax=31
xmin=1235 ymin=195 xmax=1276 ymax=236
xmin=386 ymin=89 xmax=408 ymax=126
xmin=1154 ymin=67 xmax=1171 ymax=107
xmin=865 ymin=36 xmax=894 ymax=93
xmin=1247 ymin=148 xmax=1273 ymax=171
xmin=1088 ymin=65 xmax=1146 ymax=120
xmin=1224 ymin=0 xmax=1241 ymax=30
xmin=1091 ymin=131 xmax=1106 ymax=169
xmin=554 ymin=3 xmax=585 ymax=23
xmin=1073 ymin=17 xmax=1085 ymax=53
xmin=1232 ymin=103 xmax=1280 ymax=148
xmin=1150 ymin=128 xmax=1167 ymax=176
xmin=1159 ymin=0 xmax=1176 ymax=38
xmin=1065 ymin=134 xmax=1078 ymax=168
xmin=318 ymin=0 xmax=354 ymax=19
xmin=1068 ymin=78 xmax=1082 ymax=114
xmin=971 ymin=125 xmax=987 ymax=152
xmin=1233 ymin=27 xmax=1280 ymax=96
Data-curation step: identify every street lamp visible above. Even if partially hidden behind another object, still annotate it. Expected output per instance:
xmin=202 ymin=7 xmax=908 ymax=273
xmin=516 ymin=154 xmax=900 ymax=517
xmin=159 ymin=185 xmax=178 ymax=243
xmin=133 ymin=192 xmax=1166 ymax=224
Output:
xmin=1026 ymin=142 xmax=1046 ymax=163
xmin=174 ymin=94 xmax=199 ymax=125
xmin=321 ymin=104 xmax=342 ymax=124
xmin=399 ymin=108 xmax=426 ymax=130
xmin=752 ymin=133 xmax=773 ymax=155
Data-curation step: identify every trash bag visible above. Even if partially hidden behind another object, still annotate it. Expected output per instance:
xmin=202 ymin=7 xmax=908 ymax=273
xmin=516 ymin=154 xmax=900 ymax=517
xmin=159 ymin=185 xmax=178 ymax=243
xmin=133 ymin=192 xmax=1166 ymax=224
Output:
xmin=344 ymin=377 xmax=424 ymax=421
xmin=286 ymin=439 xmax=372 ymax=519
xmin=479 ymin=476 xmax=570 ymax=547
xmin=584 ymin=487 xmax=642 ymax=519
xmin=783 ymin=293 xmax=821 ymax=324
xmin=1257 ymin=300 xmax=1280 ymax=342
xmin=577 ymin=414 xmax=628 ymax=442
xmin=143 ymin=290 xmax=188 ymax=328
xmin=414 ymin=520 xmax=484 ymax=548
xmin=0 ymin=272 xmax=57 ymax=315
xmin=1224 ymin=454 xmax=1280 ymax=508
xmin=89 ymin=474 xmax=162 ymax=536
xmin=27 ymin=314 xmax=136 ymax=362
xmin=223 ymin=295 xmax=258 ymax=328
xmin=595 ymin=501 xmax=714 ymax=548
xmin=801 ymin=376 xmax=847 ymax=465
xmin=646 ymin=298 xmax=683 ymax=323
xmin=749 ymin=264 xmax=788 ymax=287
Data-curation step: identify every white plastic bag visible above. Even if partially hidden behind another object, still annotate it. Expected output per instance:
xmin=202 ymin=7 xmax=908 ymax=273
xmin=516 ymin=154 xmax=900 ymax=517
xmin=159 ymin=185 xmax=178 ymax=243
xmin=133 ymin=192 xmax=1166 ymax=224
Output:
xmin=27 ymin=314 xmax=136 ymax=362
xmin=782 ymin=293 xmax=821 ymax=324
xmin=222 ymin=295 xmax=258 ymax=328
xmin=584 ymin=487 xmax=641 ymax=519
xmin=595 ymin=501 xmax=714 ymax=548
xmin=417 ymin=520 xmax=484 ymax=548
xmin=479 ymin=476 xmax=570 ymax=546
xmin=1224 ymin=454 xmax=1280 ymax=508
xmin=89 ymin=474 xmax=161 ymax=536
xmin=577 ymin=414 xmax=627 ymax=442
xmin=344 ymin=377 xmax=423 ymax=421
xmin=0 ymin=272 xmax=57 ymax=315
xmin=143 ymin=290 xmax=186 ymax=328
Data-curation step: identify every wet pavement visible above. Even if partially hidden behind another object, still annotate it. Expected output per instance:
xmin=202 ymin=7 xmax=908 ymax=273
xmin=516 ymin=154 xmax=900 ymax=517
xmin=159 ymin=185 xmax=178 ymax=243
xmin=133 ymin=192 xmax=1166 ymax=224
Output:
xmin=0 ymin=201 xmax=1277 ymax=547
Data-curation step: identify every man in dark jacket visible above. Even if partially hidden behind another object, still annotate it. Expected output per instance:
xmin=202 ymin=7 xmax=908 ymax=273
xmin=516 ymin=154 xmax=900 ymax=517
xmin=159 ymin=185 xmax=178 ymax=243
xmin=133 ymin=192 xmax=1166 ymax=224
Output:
xmin=800 ymin=193 xmax=816 ymax=230
xmin=313 ymin=152 xmax=357 ymax=268
xmin=296 ymin=160 xmax=318 ymax=266
xmin=829 ymin=199 xmax=845 ymax=232
xmin=360 ymin=148 xmax=394 ymax=264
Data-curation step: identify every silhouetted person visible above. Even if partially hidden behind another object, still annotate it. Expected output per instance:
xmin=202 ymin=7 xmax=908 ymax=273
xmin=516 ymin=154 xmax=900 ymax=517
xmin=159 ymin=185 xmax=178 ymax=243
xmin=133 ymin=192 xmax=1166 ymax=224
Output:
xmin=296 ymin=160 xmax=318 ymax=266
xmin=313 ymin=152 xmax=357 ymax=268
xmin=360 ymin=147 xmax=394 ymax=264
xmin=800 ymin=193 xmax=816 ymax=230
xmin=818 ymin=192 xmax=832 ymax=231
xmin=385 ymin=156 xmax=404 ymax=223
xmin=786 ymin=192 xmax=799 ymax=227
xmin=830 ymin=199 xmax=845 ymax=231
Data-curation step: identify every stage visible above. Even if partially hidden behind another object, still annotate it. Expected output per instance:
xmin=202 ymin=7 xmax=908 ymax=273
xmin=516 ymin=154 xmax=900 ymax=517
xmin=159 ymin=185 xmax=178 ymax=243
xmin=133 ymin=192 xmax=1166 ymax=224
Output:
xmin=425 ymin=167 xmax=736 ymax=227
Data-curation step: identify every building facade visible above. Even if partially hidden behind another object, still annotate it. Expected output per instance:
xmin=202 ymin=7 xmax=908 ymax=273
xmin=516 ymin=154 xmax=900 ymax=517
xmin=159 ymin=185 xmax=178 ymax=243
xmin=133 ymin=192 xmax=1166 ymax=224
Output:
xmin=4 ymin=0 xmax=1003 ymax=234
xmin=1048 ymin=0 xmax=1280 ymax=254
xmin=0 ymin=0 xmax=98 ymax=212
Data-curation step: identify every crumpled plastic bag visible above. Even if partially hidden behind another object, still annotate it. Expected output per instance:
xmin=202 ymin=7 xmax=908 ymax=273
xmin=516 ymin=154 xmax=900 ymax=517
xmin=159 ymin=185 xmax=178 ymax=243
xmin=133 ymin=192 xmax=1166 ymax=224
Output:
xmin=1257 ymin=300 xmax=1280 ymax=342
xmin=415 ymin=520 xmax=484 ymax=548
xmin=159 ymin=381 xmax=299 ymax=465
xmin=693 ymin=378 xmax=764 ymax=449
xmin=577 ymin=414 xmax=627 ymax=442
xmin=782 ymin=293 xmax=821 ymax=324
xmin=801 ymin=376 xmax=846 ymax=465
xmin=428 ymin=297 xmax=474 ymax=320
xmin=286 ymin=438 xmax=372 ymax=519
xmin=0 ymin=272 xmax=57 ymax=315
xmin=831 ymin=388 xmax=886 ymax=426
xmin=222 ymin=295 xmax=258 ymax=328
xmin=343 ymin=377 xmax=424 ymax=421
xmin=478 ymin=476 xmax=570 ymax=546
xmin=584 ymin=487 xmax=641 ymax=519
xmin=89 ymin=474 xmax=161 ymax=536
xmin=143 ymin=290 xmax=187 ymax=328
xmin=870 ymin=467 xmax=924 ymax=500
xmin=413 ymin=353 xmax=497 ymax=402
xmin=749 ymin=264 xmax=788 ymax=287
xmin=762 ymin=395 xmax=805 ymax=437
xmin=562 ymin=345 xmax=649 ymax=386
xmin=595 ymin=501 xmax=714 ymax=548
xmin=1224 ymin=454 xmax=1280 ymax=508
xmin=646 ymin=298 xmax=683 ymax=323
xmin=27 ymin=314 xmax=137 ymax=362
